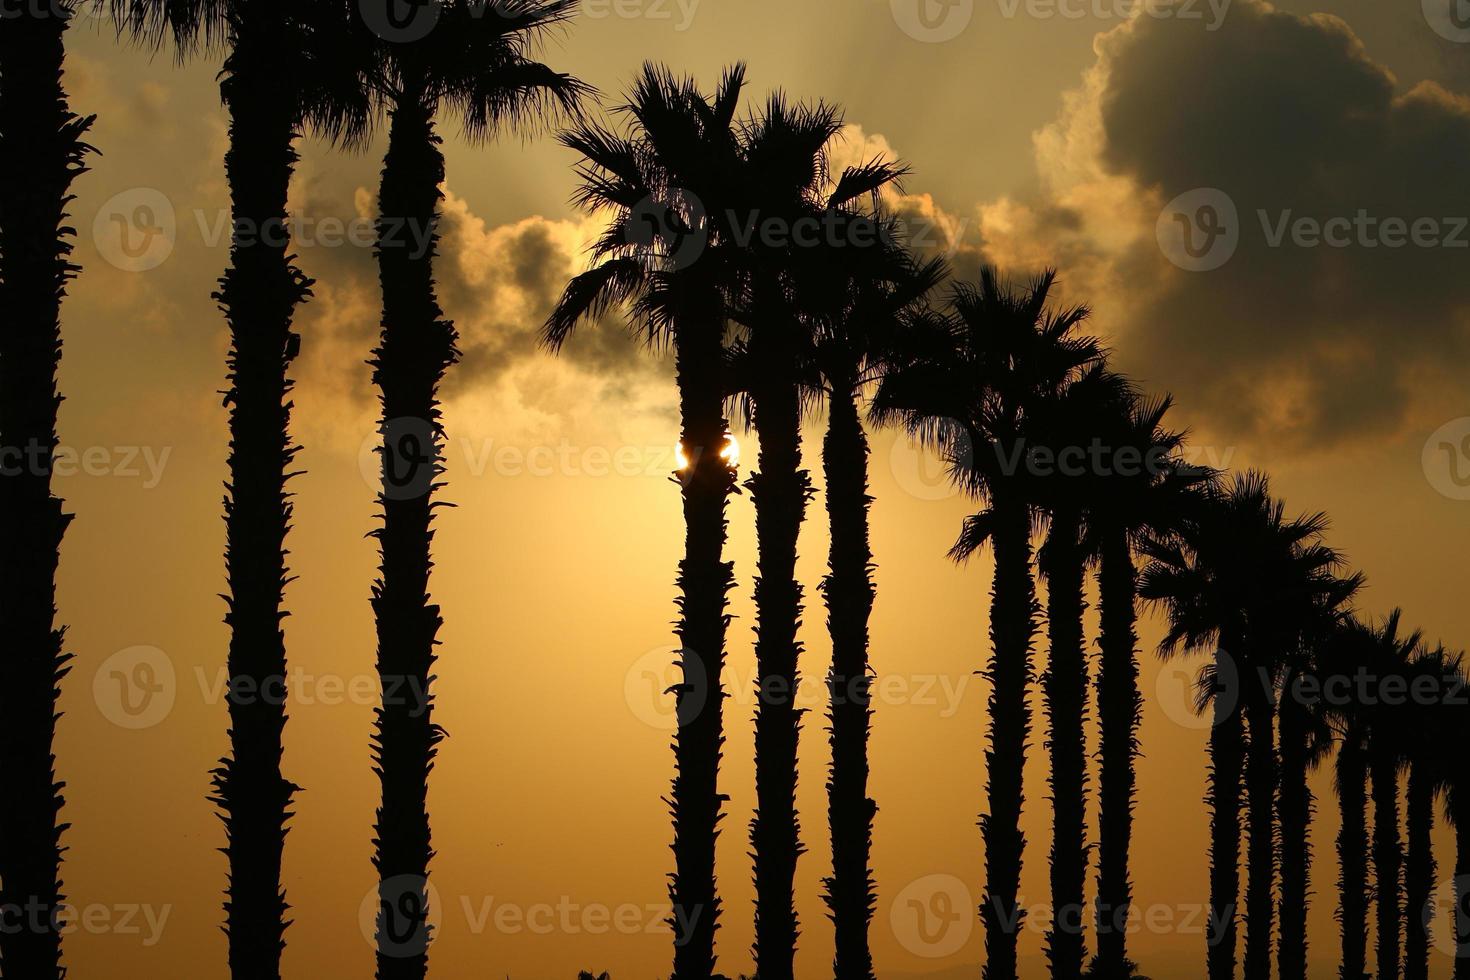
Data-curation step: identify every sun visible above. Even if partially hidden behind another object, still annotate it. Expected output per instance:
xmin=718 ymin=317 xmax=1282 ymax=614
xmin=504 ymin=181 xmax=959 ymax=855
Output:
xmin=675 ymin=433 xmax=741 ymax=471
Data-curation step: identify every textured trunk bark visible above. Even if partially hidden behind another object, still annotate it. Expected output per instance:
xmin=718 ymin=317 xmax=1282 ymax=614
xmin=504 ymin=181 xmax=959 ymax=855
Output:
xmin=747 ymin=358 xmax=809 ymax=980
xmin=1276 ymin=685 xmax=1312 ymax=980
xmin=0 ymin=5 xmax=90 ymax=977
xmin=1206 ymin=642 xmax=1243 ymax=980
xmin=1092 ymin=526 xmax=1139 ymax=977
xmin=1455 ymin=793 xmax=1470 ymax=980
xmin=668 ymin=296 xmax=736 ymax=980
xmin=1371 ymin=748 xmax=1402 ymax=980
xmin=1243 ymin=679 xmax=1277 ymax=980
xmin=1405 ymin=761 xmax=1434 ymax=980
xmin=369 ymin=84 xmax=456 ymax=980
xmin=980 ymin=492 xmax=1036 ymax=980
xmin=208 ymin=6 xmax=307 ymax=976
xmin=821 ymin=386 xmax=877 ymax=980
xmin=1041 ymin=508 xmax=1087 ymax=980
xmin=1337 ymin=738 xmax=1369 ymax=980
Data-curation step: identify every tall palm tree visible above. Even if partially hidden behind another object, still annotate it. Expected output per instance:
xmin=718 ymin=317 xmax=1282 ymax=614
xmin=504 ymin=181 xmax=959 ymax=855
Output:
xmin=723 ymin=108 xmax=918 ymax=980
xmin=1403 ymin=645 xmax=1460 ymax=980
xmin=1276 ymin=573 xmax=1363 ymax=980
xmin=113 ymin=0 xmax=367 ymax=972
xmin=546 ymin=64 xmax=749 ymax=980
xmin=1446 ymin=699 xmax=1470 ymax=980
xmin=874 ymin=267 xmax=1103 ymax=980
xmin=1083 ymin=391 xmax=1204 ymax=979
xmin=358 ymin=4 xmax=583 ymax=976
xmin=0 ymin=2 xmax=92 ymax=975
xmin=1023 ymin=364 xmax=1132 ymax=980
xmin=1140 ymin=471 xmax=1346 ymax=980
xmin=799 ymin=230 xmax=946 ymax=980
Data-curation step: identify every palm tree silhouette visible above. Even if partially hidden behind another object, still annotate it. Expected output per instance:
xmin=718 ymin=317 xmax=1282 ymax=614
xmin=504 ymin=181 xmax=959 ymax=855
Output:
xmin=819 ymin=254 xmax=945 ymax=980
xmin=1141 ymin=471 xmax=1342 ymax=980
xmin=1276 ymin=573 xmax=1362 ymax=980
xmin=1027 ymin=364 xmax=1132 ymax=980
xmin=1402 ymin=644 xmax=1460 ymax=980
xmin=546 ymin=63 xmax=750 ymax=980
xmin=1083 ymin=390 xmax=1203 ymax=980
xmin=113 ymin=0 xmax=370 ymax=972
xmin=0 ymin=1 xmax=93 ymax=975
xmin=357 ymin=3 xmax=583 ymax=977
xmin=874 ymin=267 xmax=1102 ymax=980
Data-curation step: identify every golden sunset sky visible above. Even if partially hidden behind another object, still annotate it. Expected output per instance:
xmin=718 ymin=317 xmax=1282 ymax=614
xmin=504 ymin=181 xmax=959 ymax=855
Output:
xmin=47 ymin=0 xmax=1470 ymax=976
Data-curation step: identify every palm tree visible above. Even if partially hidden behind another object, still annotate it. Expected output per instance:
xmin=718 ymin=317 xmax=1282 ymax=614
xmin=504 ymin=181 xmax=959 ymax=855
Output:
xmin=0 ymin=2 xmax=92 ymax=975
xmin=546 ymin=64 xmax=750 ymax=980
xmin=1083 ymin=391 xmax=1204 ymax=980
xmin=1275 ymin=573 xmax=1362 ymax=980
xmin=1140 ymin=471 xmax=1347 ymax=980
xmin=799 ymin=229 xmax=946 ymax=980
xmin=1025 ymin=365 xmax=1132 ymax=980
xmin=874 ymin=267 xmax=1103 ymax=980
xmin=113 ymin=0 xmax=367 ymax=972
xmin=1446 ymin=699 xmax=1470 ymax=980
xmin=358 ymin=4 xmax=583 ymax=977
xmin=1403 ymin=645 xmax=1460 ymax=980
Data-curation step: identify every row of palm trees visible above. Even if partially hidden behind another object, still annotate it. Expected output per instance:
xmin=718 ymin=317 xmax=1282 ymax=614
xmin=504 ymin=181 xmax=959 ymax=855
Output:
xmin=2 ymin=2 xmax=1466 ymax=979
xmin=544 ymin=62 xmax=1470 ymax=980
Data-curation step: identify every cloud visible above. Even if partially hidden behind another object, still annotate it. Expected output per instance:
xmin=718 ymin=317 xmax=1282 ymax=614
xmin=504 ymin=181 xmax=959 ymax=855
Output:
xmin=976 ymin=0 xmax=1470 ymax=453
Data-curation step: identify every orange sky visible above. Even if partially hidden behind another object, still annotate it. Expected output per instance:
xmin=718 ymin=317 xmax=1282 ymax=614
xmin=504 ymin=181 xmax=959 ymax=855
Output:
xmin=44 ymin=1 xmax=1470 ymax=976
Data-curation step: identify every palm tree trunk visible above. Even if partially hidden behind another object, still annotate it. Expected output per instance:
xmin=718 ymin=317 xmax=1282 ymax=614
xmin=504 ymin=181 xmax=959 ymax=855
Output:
xmin=1206 ymin=643 xmax=1243 ymax=980
xmin=1371 ymin=747 xmax=1402 ymax=980
xmin=1454 ymin=790 xmax=1470 ymax=980
xmin=748 ymin=366 xmax=810 ymax=980
xmin=1242 ymin=680 xmax=1277 ymax=979
xmin=1276 ymin=685 xmax=1313 ymax=980
xmin=1337 ymin=736 xmax=1369 ymax=980
xmin=980 ymin=492 xmax=1036 ymax=980
xmin=669 ymin=298 xmax=737 ymax=980
xmin=0 ymin=6 xmax=89 ymax=977
xmin=207 ymin=8 xmax=309 ymax=976
xmin=1092 ymin=525 xmax=1140 ymax=978
xmin=1405 ymin=760 xmax=1435 ymax=980
xmin=820 ymin=385 xmax=877 ymax=980
xmin=1040 ymin=508 xmax=1087 ymax=980
xmin=369 ymin=85 xmax=457 ymax=980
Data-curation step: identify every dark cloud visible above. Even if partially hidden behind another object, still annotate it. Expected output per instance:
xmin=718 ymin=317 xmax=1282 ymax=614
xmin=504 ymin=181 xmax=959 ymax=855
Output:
xmin=1018 ymin=0 xmax=1470 ymax=450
